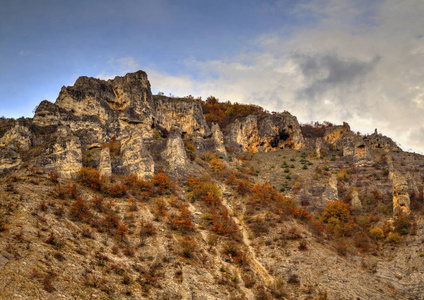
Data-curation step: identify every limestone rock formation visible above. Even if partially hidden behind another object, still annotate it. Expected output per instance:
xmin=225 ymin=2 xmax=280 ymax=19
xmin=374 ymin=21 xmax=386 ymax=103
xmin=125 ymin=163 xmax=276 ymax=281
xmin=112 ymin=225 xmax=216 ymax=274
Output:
xmin=364 ymin=129 xmax=401 ymax=152
xmin=32 ymin=127 xmax=83 ymax=178
xmin=0 ymin=147 xmax=22 ymax=173
xmin=154 ymin=95 xmax=211 ymax=136
xmin=211 ymin=123 xmax=227 ymax=157
xmin=392 ymin=173 xmax=411 ymax=214
xmin=119 ymin=129 xmax=154 ymax=178
xmin=224 ymin=113 xmax=304 ymax=153
xmin=99 ymin=147 xmax=112 ymax=177
xmin=351 ymin=189 xmax=362 ymax=210
xmin=0 ymin=124 xmax=32 ymax=151
xmin=322 ymin=174 xmax=339 ymax=204
xmin=162 ymin=126 xmax=189 ymax=175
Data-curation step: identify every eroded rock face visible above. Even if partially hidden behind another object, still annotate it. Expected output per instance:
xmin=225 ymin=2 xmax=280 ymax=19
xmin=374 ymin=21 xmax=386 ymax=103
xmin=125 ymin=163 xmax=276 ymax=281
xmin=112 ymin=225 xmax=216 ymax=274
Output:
xmin=392 ymin=173 xmax=411 ymax=214
xmin=154 ymin=96 xmax=210 ymax=136
xmin=351 ymin=189 xmax=362 ymax=210
xmin=224 ymin=113 xmax=304 ymax=152
xmin=322 ymin=174 xmax=338 ymax=204
xmin=0 ymin=124 xmax=32 ymax=152
xmin=119 ymin=129 xmax=155 ymax=178
xmin=364 ymin=129 xmax=401 ymax=152
xmin=162 ymin=126 xmax=189 ymax=175
xmin=0 ymin=147 xmax=22 ymax=173
xmin=354 ymin=143 xmax=374 ymax=167
xmin=211 ymin=123 xmax=227 ymax=157
xmin=32 ymin=127 xmax=83 ymax=179
xmin=99 ymin=147 xmax=112 ymax=177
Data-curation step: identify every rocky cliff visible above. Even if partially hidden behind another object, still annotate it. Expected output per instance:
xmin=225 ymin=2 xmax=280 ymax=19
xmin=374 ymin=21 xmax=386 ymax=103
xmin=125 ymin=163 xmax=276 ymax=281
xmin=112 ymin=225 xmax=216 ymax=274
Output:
xmin=1 ymin=70 xmax=423 ymax=300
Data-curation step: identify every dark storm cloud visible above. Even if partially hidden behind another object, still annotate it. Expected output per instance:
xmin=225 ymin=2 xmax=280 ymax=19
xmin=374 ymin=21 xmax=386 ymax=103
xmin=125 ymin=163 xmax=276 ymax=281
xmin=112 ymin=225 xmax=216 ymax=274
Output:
xmin=292 ymin=53 xmax=380 ymax=100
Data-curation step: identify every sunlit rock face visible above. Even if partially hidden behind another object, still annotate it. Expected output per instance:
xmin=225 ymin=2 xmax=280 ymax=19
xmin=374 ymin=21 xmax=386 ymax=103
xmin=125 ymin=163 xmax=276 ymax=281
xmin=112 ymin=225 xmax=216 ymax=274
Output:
xmin=224 ymin=112 xmax=305 ymax=153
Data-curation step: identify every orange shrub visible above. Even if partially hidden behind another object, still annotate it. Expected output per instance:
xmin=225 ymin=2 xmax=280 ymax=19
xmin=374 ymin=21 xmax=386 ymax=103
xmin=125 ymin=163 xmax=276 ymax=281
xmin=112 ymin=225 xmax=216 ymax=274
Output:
xmin=104 ymin=182 xmax=127 ymax=198
xmin=139 ymin=219 xmax=157 ymax=236
xmin=169 ymin=204 xmax=193 ymax=232
xmin=322 ymin=201 xmax=350 ymax=223
xmin=124 ymin=174 xmax=153 ymax=198
xmin=70 ymin=197 xmax=92 ymax=222
xmin=153 ymin=172 xmax=172 ymax=195
xmin=154 ymin=199 xmax=168 ymax=217
xmin=115 ymin=224 xmax=128 ymax=241
xmin=186 ymin=175 xmax=221 ymax=206
xmin=210 ymin=158 xmax=224 ymax=174
xmin=102 ymin=213 xmax=121 ymax=231
xmin=77 ymin=167 xmax=100 ymax=190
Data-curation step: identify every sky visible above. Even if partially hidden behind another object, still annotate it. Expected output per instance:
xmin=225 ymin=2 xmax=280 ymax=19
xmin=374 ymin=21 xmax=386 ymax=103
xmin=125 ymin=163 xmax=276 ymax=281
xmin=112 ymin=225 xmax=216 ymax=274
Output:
xmin=1 ymin=0 xmax=424 ymax=153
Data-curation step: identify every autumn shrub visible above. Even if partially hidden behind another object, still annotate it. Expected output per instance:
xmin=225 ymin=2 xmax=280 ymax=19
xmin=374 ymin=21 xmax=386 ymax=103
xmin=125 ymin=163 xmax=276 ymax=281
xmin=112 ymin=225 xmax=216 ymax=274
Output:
xmin=169 ymin=204 xmax=193 ymax=232
xmin=386 ymin=232 xmax=401 ymax=244
xmin=199 ymin=151 xmax=215 ymax=162
xmin=249 ymin=216 xmax=269 ymax=236
xmin=91 ymin=195 xmax=104 ymax=212
xmin=48 ymin=171 xmax=60 ymax=183
xmin=336 ymin=242 xmax=347 ymax=256
xmin=210 ymin=207 xmax=239 ymax=239
xmin=153 ymin=172 xmax=172 ymax=195
xmin=152 ymin=199 xmax=167 ymax=219
xmin=70 ymin=197 xmax=92 ymax=222
xmin=180 ymin=237 xmax=197 ymax=258
xmin=251 ymin=182 xmax=281 ymax=204
xmin=77 ymin=167 xmax=100 ymax=190
xmin=369 ymin=226 xmax=384 ymax=240
xmin=124 ymin=173 xmax=153 ymax=199
xmin=115 ymin=224 xmax=128 ymax=241
xmin=322 ymin=201 xmax=350 ymax=223
xmin=139 ymin=219 xmax=157 ymax=237
xmin=103 ymin=136 xmax=121 ymax=156
xmin=187 ymin=175 xmax=221 ymax=205
xmin=236 ymin=180 xmax=251 ymax=195
xmin=223 ymin=242 xmax=247 ymax=265
xmin=184 ymin=140 xmax=196 ymax=161
xmin=210 ymin=158 xmax=224 ymax=174
xmin=65 ymin=182 xmax=78 ymax=199
xmin=393 ymin=211 xmax=411 ymax=235
xmin=101 ymin=213 xmax=121 ymax=232
xmin=104 ymin=181 xmax=127 ymax=198
xmin=298 ymin=240 xmax=308 ymax=251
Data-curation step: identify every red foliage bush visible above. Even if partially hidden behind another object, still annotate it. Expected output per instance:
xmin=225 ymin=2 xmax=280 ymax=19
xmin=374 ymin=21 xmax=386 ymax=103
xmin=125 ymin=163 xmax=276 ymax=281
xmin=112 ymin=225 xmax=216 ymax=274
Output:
xmin=169 ymin=204 xmax=193 ymax=232
xmin=322 ymin=201 xmax=350 ymax=223
xmin=199 ymin=96 xmax=269 ymax=129
xmin=139 ymin=219 xmax=157 ymax=236
xmin=70 ymin=197 xmax=92 ymax=222
xmin=77 ymin=167 xmax=100 ymax=190
xmin=153 ymin=172 xmax=172 ymax=195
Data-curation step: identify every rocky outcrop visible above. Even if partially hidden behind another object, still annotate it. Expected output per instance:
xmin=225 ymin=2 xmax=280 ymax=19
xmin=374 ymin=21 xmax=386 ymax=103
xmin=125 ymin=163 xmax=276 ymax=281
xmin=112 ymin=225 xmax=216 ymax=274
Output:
xmin=364 ymin=129 xmax=401 ymax=152
xmin=211 ymin=123 xmax=227 ymax=157
xmin=353 ymin=142 xmax=374 ymax=167
xmin=322 ymin=174 xmax=339 ymax=205
xmin=392 ymin=173 xmax=411 ymax=214
xmin=0 ymin=147 xmax=22 ymax=173
xmin=154 ymin=96 xmax=210 ymax=136
xmin=32 ymin=126 xmax=83 ymax=178
xmin=162 ymin=126 xmax=189 ymax=175
xmin=0 ymin=124 xmax=32 ymax=151
xmin=99 ymin=147 xmax=112 ymax=177
xmin=323 ymin=122 xmax=351 ymax=145
xmin=351 ymin=189 xmax=362 ymax=210
xmin=119 ymin=129 xmax=154 ymax=178
xmin=224 ymin=113 xmax=304 ymax=152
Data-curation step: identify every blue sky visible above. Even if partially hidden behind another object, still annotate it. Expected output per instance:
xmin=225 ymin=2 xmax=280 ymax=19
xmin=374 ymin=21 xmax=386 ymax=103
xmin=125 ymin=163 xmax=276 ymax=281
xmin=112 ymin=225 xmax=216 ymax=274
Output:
xmin=1 ymin=0 xmax=424 ymax=153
